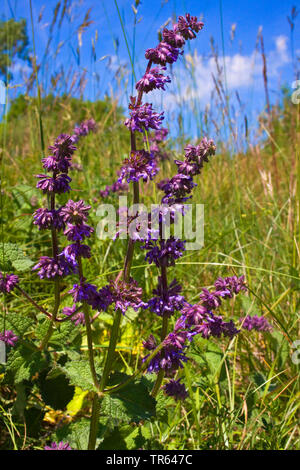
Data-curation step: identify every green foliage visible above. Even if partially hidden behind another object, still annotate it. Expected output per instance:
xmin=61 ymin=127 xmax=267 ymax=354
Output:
xmin=54 ymin=418 xmax=107 ymax=450
xmin=0 ymin=242 xmax=34 ymax=272
xmin=61 ymin=356 xmax=101 ymax=392
xmin=101 ymin=373 xmax=156 ymax=425
xmin=4 ymin=346 xmax=47 ymax=384
xmin=0 ymin=18 xmax=29 ymax=80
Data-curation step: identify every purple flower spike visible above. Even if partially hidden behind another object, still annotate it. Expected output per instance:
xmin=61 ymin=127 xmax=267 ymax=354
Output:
xmin=60 ymin=200 xmax=91 ymax=224
xmin=108 ymin=277 xmax=146 ymax=314
xmin=48 ymin=134 xmax=77 ymax=159
xmin=163 ymin=378 xmax=189 ymax=401
xmin=118 ymin=150 xmax=158 ymax=184
xmin=144 ymin=278 xmax=187 ymax=317
xmin=44 ymin=441 xmax=72 ymax=450
xmin=36 ymin=174 xmax=72 ymax=194
xmin=72 ymin=119 xmax=96 ymax=143
xmin=61 ymin=243 xmax=91 ymax=263
xmin=0 ymin=330 xmax=18 ymax=347
xmin=175 ymin=14 xmax=204 ymax=40
xmin=0 ymin=272 xmax=19 ymax=293
xmin=33 ymin=208 xmax=65 ymax=231
xmin=125 ymin=101 xmax=164 ymax=133
xmin=62 ymin=305 xmax=85 ymax=326
xmin=141 ymin=238 xmax=186 ymax=268
xmin=64 ymin=223 xmax=94 ymax=242
xmin=33 ymin=256 xmax=76 ymax=279
xmin=145 ymin=42 xmax=181 ymax=66
xmin=240 ymin=315 xmax=273 ymax=332
xmin=136 ymin=67 xmax=171 ymax=93
xmin=162 ymin=26 xmax=186 ymax=48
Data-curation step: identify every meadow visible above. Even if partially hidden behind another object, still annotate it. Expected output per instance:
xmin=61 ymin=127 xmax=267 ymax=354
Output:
xmin=0 ymin=1 xmax=299 ymax=451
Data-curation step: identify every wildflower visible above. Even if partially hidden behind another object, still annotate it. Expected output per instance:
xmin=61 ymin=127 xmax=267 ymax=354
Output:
xmin=36 ymin=174 xmax=72 ymax=194
xmin=163 ymin=378 xmax=189 ymax=400
xmin=125 ymin=101 xmax=164 ymax=133
xmin=118 ymin=150 xmax=158 ymax=183
xmin=48 ymin=134 xmax=77 ymax=160
xmin=214 ymin=275 xmax=247 ymax=296
xmin=144 ymin=278 xmax=187 ymax=317
xmin=161 ymin=173 xmax=196 ymax=204
xmin=136 ymin=67 xmax=171 ymax=93
xmin=143 ymin=334 xmax=188 ymax=375
xmin=240 ymin=315 xmax=272 ymax=332
xmin=162 ymin=27 xmax=186 ymax=48
xmin=108 ymin=277 xmax=146 ymax=314
xmin=62 ymin=305 xmax=85 ymax=326
xmin=64 ymin=223 xmax=94 ymax=242
xmin=99 ymin=180 xmax=129 ymax=198
xmin=0 ymin=330 xmax=18 ymax=347
xmin=0 ymin=273 xmax=19 ymax=293
xmin=141 ymin=238 xmax=186 ymax=267
xmin=145 ymin=42 xmax=181 ymax=66
xmin=72 ymin=119 xmax=96 ymax=143
xmin=175 ymin=13 xmax=204 ymax=40
xmin=44 ymin=441 xmax=72 ymax=450
xmin=33 ymin=256 xmax=76 ymax=279
xmin=33 ymin=208 xmax=65 ymax=231
xmin=61 ymin=243 xmax=91 ymax=263
xmin=60 ymin=200 xmax=91 ymax=224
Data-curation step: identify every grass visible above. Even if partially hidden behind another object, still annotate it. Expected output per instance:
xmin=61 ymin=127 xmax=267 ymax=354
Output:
xmin=0 ymin=1 xmax=299 ymax=451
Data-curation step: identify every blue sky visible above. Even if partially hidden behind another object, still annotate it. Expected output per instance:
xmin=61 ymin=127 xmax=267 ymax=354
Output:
xmin=1 ymin=0 xmax=300 ymax=142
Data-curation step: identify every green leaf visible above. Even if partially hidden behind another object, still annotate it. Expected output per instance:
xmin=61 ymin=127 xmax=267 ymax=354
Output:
xmin=61 ymin=358 xmax=101 ymax=392
xmin=4 ymin=345 xmax=48 ymax=384
xmin=54 ymin=418 xmax=108 ymax=450
xmin=0 ymin=242 xmax=34 ymax=272
xmin=0 ymin=311 xmax=34 ymax=337
xmin=49 ymin=321 xmax=81 ymax=349
xmin=155 ymin=392 xmax=170 ymax=425
xmin=240 ymin=293 xmax=261 ymax=316
xmin=101 ymin=373 xmax=156 ymax=425
xmin=12 ymin=383 xmax=27 ymax=417
xmin=98 ymin=425 xmax=145 ymax=450
xmin=40 ymin=368 xmax=75 ymax=410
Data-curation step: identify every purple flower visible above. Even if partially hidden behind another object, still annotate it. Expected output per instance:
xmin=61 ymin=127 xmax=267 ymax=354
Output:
xmin=99 ymin=180 xmax=129 ymax=198
xmin=108 ymin=277 xmax=146 ymax=314
xmin=44 ymin=441 xmax=72 ymax=450
xmin=33 ymin=256 xmax=76 ymax=279
xmin=0 ymin=273 xmax=19 ymax=293
xmin=199 ymin=288 xmax=223 ymax=310
xmin=62 ymin=305 xmax=85 ymax=326
xmin=175 ymin=14 xmax=204 ymax=40
xmin=118 ymin=150 xmax=159 ymax=183
xmin=64 ymin=223 xmax=94 ymax=242
xmin=42 ymin=154 xmax=72 ymax=174
xmin=240 ymin=315 xmax=272 ymax=332
xmin=69 ymin=280 xmax=112 ymax=312
xmin=60 ymin=200 xmax=91 ymax=224
xmin=145 ymin=42 xmax=181 ymax=66
xmin=179 ymin=304 xmax=210 ymax=328
xmin=143 ymin=334 xmax=188 ymax=375
xmin=141 ymin=238 xmax=186 ymax=267
xmin=33 ymin=208 xmax=65 ymax=231
xmin=72 ymin=119 xmax=96 ymax=143
xmin=144 ymin=278 xmax=187 ymax=317
xmin=136 ymin=67 xmax=171 ymax=93
xmin=125 ymin=101 xmax=164 ymax=133
xmin=214 ymin=275 xmax=247 ymax=297
xmin=36 ymin=174 xmax=72 ymax=194
xmin=163 ymin=378 xmax=189 ymax=401
xmin=162 ymin=27 xmax=185 ymax=48
xmin=161 ymin=173 xmax=196 ymax=204
xmin=61 ymin=243 xmax=91 ymax=263
xmin=194 ymin=314 xmax=239 ymax=340
xmin=48 ymin=134 xmax=76 ymax=159
xmin=0 ymin=330 xmax=18 ymax=347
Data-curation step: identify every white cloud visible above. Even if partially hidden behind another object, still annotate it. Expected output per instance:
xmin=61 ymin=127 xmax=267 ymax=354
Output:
xmin=151 ymin=35 xmax=290 ymax=110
